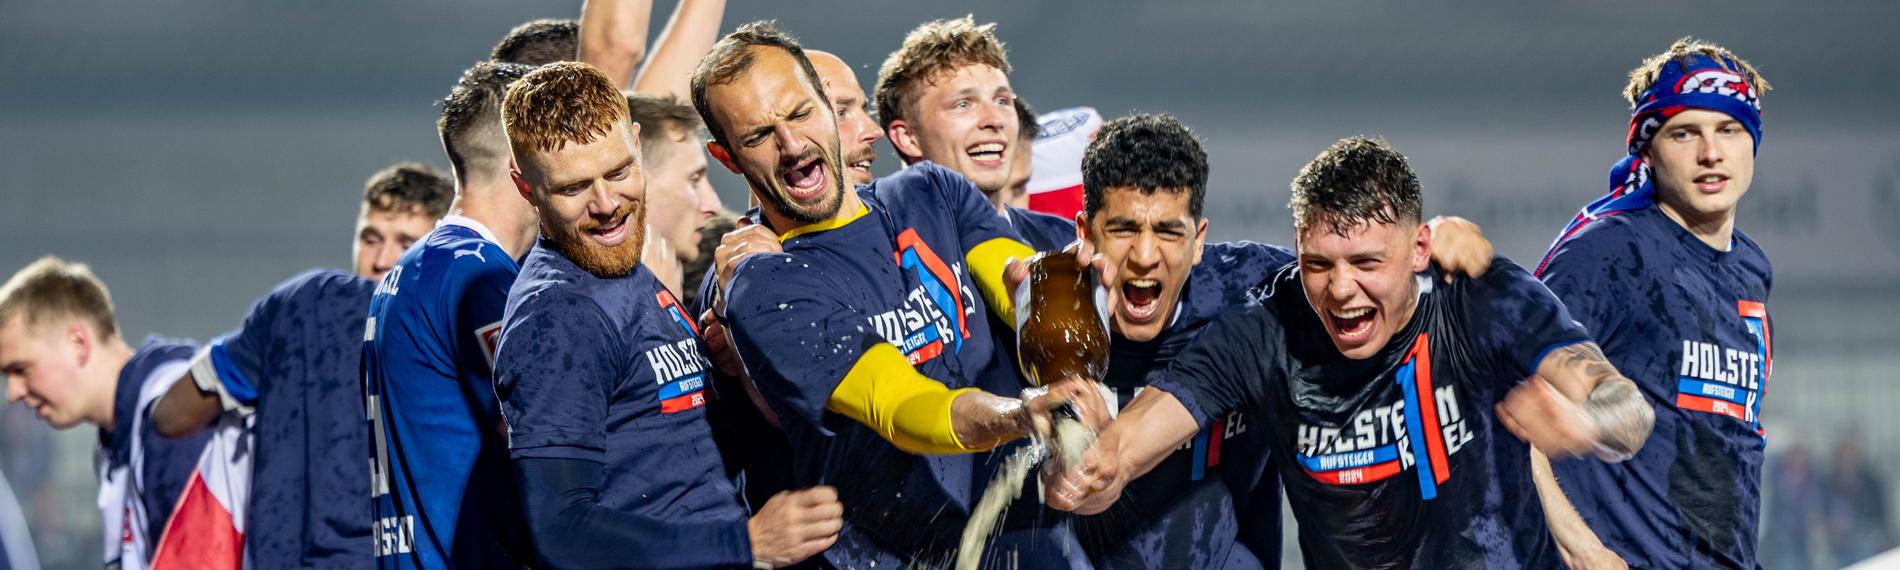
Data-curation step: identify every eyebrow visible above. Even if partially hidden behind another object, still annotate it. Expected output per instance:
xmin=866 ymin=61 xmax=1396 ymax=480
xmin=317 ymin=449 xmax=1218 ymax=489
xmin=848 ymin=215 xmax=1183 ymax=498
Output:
xmin=549 ymin=156 xmax=635 ymax=190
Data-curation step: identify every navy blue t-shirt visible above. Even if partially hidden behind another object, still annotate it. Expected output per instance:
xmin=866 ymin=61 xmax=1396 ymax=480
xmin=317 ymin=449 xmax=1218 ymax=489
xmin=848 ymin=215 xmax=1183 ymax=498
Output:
xmin=725 ymin=162 xmax=1015 ymax=568
xmin=1005 ymin=206 xmax=1076 ymax=253
xmin=362 ymin=219 xmax=528 ymax=569
xmin=495 ymin=240 xmax=751 ymax=567
xmin=1081 ymin=241 xmax=1292 ymax=569
xmin=1151 ymin=258 xmax=1589 ymax=569
xmin=202 ymin=269 xmax=374 ymax=568
xmin=1541 ymin=205 xmax=1772 ymax=569
xmin=104 ymin=337 xmax=205 ymax=559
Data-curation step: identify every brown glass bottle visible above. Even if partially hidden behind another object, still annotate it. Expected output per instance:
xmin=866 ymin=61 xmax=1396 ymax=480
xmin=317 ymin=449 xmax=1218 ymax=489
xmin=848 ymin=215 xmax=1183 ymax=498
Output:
xmin=1016 ymin=251 xmax=1109 ymax=387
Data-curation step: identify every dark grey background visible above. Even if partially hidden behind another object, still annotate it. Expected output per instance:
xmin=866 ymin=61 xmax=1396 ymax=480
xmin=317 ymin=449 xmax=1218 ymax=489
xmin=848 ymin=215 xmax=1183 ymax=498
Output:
xmin=1 ymin=1 xmax=1896 ymax=567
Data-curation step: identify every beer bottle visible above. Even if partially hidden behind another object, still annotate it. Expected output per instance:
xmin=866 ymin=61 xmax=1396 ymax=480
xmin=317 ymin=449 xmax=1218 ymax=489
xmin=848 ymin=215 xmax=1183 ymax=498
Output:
xmin=1016 ymin=251 xmax=1109 ymax=387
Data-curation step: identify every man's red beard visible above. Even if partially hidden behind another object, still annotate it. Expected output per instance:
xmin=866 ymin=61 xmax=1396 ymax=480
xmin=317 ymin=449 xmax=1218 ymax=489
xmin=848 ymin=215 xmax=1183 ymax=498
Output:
xmin=547 ymin=199 xmax=646 ymax=278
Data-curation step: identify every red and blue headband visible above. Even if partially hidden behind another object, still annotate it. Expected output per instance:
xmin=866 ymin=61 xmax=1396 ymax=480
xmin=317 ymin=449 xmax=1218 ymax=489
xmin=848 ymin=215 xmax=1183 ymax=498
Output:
xmin=1536 ymin=53 xmax=1764 ymax=275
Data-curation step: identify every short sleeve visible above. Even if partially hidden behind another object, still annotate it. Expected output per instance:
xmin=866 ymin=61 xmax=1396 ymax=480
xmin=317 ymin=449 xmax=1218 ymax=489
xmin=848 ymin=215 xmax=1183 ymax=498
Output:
xmin=453 ymin=245 xmax=517 ymax=373
xmin=495 ymin=290 xmax=619 ymax=461
xmin=1147 ymin=303 xmax=1281 ymax=427
xmin=724 ymin=254 xmax=881 ymax=434
xmin=1457 ymin=257 xmax=1594 ymax=379
xmin=204 ymin=289 xmax=286 ymax=407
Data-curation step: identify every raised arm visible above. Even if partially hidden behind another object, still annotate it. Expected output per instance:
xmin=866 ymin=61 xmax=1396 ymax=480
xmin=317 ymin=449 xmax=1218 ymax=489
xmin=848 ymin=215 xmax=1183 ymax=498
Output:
xmin=630 ymin=0 xmax=727 ymax=100
xmin=1498 ymin=342 xmax=1655 ymax=461
xmin=577 ymin=0 xmax=653 ymax=89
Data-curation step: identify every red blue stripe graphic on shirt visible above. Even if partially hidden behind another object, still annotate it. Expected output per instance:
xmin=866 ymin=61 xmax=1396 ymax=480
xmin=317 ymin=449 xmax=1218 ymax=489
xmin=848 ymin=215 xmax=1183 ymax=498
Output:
xmin=656 ymin=290 xmax=701 ymax=338
xmin=1295 ymin=334 xmax=1452 ymax=493
xmin=658 ymin=372 xmax=707 ymax=413
xmin=653 ymin=289 xmax=707 ymax=413
xmin=893 ymin=228 xmax=969 ymax=356
xmin=1673 ymin=300 xmax=1769 ymax=435
xmin=1397 ymin=333 xmax=1452 ymax=499
xmin=1297 ymin=443 xmax=1406 ymax=486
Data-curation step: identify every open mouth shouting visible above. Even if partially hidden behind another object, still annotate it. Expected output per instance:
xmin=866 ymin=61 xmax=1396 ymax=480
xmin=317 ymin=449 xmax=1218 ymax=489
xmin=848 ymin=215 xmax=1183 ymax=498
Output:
xmin=966 ymin=141 xmax=1007 ymax=168
xmin=1119 ymin=278 xmax=1164 ymax=324
xmin=1327 ymin=306 xmax=1378 ymax=347
xmin=780 ymin=152 xmax=831 ymax=202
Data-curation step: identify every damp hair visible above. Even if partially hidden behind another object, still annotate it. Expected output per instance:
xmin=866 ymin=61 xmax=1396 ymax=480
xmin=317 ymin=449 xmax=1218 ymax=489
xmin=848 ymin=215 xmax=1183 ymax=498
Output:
xmin=1287 ymin=136 xmax=1422 ymax=237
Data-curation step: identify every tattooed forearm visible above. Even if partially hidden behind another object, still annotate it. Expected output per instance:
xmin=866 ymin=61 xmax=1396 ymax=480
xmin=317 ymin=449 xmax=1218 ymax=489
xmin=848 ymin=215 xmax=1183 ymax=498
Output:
xmin=1582 ymin=375 xmax=1654 ymax=462
xmin=1555 ymin=343 xmax=1619 ymax=384
xmin=1549 ymin=342 xmax=1655 ymax=462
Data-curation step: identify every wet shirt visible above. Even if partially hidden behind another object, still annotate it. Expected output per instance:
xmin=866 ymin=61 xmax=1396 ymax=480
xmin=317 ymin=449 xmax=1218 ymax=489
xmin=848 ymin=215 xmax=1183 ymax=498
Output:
xmin=494 ymin=240 xmax=750 ymax=567
xmin=1541 ymin=205 xmax=1772 ymax=569
xmin=97 ymin=337 xmax=203 ymax=569
xmin=201 ymin=270 xmax=374 ymax=568
xmin=1152 ymin=259 xmax=1588 ymax=569
xmin=1005 ymin=206 xmax=1076 ymax=253
xmin=361 ymin=217 xmax=528 ymax=569
xmin=725 ymin=162 xmax=1015 ymax=568
xmin=1083 ymin=241 xmax=1293 ymax=569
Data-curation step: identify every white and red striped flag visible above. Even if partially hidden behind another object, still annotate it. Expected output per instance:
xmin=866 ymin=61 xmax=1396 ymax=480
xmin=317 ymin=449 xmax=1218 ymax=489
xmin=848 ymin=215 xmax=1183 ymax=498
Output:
xmin=149 ymin=413 xmax=251 ymax=570
xmin=1026 ymin=106 xmax=1103 ymax=220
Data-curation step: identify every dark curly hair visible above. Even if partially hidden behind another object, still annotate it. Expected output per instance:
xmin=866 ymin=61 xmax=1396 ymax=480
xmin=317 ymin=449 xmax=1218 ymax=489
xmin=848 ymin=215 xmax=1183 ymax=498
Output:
xmin=1081 ymin=113 xmax=1207 ymax=219
xmin=1288 ymin=136 xmax=1422 ymax=237
xmin=490 ymin=19 xmax=579 ymax=66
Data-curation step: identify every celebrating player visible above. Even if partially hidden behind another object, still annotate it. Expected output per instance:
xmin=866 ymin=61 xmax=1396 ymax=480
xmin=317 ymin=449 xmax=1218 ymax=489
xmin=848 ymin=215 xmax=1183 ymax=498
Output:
xmin=149 ymin=162 xmax=452 ymax=568
xmin=1533 ymin=38 xmax=1775 ymax=569
xmin=361 ymin=60 xmax=540 ymax=568
xmin=0 ymin=257 xmax=206 ymax=569
xmin=874 ymin=16 xmax=1074 ymax=252
xmin=1046 ymin=137 xmax=1655 ymax=568
xmin=690 ymin=21 xmax=1103 ymax=567
xmin=491 ymin=61 xmax=840 ymax=570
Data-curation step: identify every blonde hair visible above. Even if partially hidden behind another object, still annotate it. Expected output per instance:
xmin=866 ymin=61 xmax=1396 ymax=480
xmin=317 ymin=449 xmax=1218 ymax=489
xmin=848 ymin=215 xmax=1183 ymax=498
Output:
xmin=873 ymin=16 xmax=1011 ymax=133
xmin=502 ymin=62 xmax=630 ymax=154
xmin=0 ymin=256 xmax=118 ymax=340
xmin=1624 ymin=37 xmax=1772 ymax=107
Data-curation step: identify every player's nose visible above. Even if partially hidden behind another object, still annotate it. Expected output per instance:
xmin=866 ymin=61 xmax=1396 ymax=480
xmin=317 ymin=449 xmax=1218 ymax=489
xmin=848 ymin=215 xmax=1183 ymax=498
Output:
xmin=374 ymin=244 xmax=403 ymax=276
xmin=1698 ymin=136 xmax=1725 ymax=165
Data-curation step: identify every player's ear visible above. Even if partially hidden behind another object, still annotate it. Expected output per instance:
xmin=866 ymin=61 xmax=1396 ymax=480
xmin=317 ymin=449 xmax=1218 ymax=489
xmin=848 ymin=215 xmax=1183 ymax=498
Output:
xmin=1412 ymin=222 xmax=1432 ymax=273
xmin=1191 ymin=218 xmax=1209 ymax=266
xmin=66 ymin=322 xmax=91 ymax=368
xmin=508 ymin=160 xmax=535 ymax=205
xmin=887 ymin=120 xmax=924 ymax=163
xmin=707 ymin=141 xmax=739 ymax=174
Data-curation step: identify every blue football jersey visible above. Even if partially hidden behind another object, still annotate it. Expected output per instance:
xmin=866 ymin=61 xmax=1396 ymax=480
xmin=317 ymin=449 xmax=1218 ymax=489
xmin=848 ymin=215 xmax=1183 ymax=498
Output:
xmin=362 ymin=217 xmax=527 ymax=569
xmin=198 ymin=269 xmax=375 ymax=568
xmin=1541 ymin=205 xmax=1773 ymax=569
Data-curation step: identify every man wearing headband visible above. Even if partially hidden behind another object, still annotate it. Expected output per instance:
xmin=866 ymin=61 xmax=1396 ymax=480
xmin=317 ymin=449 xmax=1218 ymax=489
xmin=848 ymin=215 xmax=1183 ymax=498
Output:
xmin=1533 ymin=38 xmax=1773 ymax=569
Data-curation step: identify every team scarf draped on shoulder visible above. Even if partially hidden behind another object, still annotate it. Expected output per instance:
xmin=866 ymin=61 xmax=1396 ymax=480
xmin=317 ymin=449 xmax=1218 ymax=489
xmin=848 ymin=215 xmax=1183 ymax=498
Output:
xmin=1535 ymin=52 xmax=1764 ymax=276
